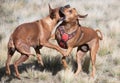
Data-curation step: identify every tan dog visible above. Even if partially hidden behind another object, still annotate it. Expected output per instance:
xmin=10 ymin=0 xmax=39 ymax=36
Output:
xmin=6 ymin=4 xmax=70 ymax=79
xmin=55 ymin=7 xmax=103 ymax=78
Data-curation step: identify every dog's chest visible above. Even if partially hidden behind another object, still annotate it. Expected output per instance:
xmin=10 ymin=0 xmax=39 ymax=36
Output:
xmin=56 ymin=26 xmax=76 ymax=49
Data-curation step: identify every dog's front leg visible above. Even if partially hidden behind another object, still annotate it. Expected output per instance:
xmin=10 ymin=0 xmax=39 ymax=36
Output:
xmin=62 ymin=56 xmax=68 ymax=69
xmin=65 ymin=47 xmax=73 ymax=56
xmin=62 ymin=47 xmax=73 ymax=69
xmin=41 ymin=41 xmax=66 ymax=56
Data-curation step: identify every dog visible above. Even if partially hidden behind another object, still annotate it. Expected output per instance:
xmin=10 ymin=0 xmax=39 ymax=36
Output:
xmin=6 ymin=4 xmax=70 ymax=79
xmin=55 ymin=7 xmax=103 ymax=78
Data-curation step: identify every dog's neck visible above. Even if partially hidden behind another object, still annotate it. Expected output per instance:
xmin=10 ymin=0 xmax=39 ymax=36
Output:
xmin=41 ymin=16 xmax=59 ymax=32
xmin=61 ymin=20 xmax=79 ymax=33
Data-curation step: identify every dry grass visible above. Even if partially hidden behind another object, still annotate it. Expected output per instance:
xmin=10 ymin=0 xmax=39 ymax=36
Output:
xmin=0 ymin=0 xmax=120 ymax=83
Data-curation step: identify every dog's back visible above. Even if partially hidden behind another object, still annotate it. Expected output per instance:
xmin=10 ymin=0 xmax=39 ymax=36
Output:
xmin=12 ymin=22 xmax=40 ymax=46
xmin=81 ymin=27 xmax=98 ymax=40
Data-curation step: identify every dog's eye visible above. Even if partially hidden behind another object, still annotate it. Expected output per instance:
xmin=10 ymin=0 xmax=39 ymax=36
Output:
xmin=69 ymin=10 xmax=72 ymax=14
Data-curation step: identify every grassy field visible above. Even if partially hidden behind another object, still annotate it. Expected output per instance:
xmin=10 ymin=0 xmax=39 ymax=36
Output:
xmin=0 ymin=0 xmax=120 ymax=83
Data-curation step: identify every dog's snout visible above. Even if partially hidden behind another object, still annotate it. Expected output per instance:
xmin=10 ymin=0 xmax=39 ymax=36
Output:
xmin=59 ymin=7 xmax=65 ymax=17
xmin=59 ymin=5 xmax=71 ymax=21
xmin=60 ymin=7 xmax=64 ymax=12
xmin=59 ymin=8 xmax=65 ymax=18
xmin=64 ymin=5 xmax=70 ymax=8
xmin=60 ymin=5 xmax=70 ymax=12
xmin=59 ymin=7 xmax=66 ymax=21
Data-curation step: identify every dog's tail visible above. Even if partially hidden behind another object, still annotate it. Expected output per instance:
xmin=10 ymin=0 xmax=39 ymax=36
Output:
xmin=8 ymin=35 xmax=15 ymax=53
xmin=96 ymin=29 xmax=103 ymax=40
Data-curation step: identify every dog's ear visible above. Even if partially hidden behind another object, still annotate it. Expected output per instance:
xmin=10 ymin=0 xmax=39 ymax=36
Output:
xmin=48 ymin=4 xmax=55 ymax=19
xmin=48 ymin=4 xmax=53 ymax=14
xmin=50 ymin=11 xmax=56 ymax=19
xmin=78 ymin=14 xmax=88 ymax=18
xmin=77 ymin=14 xmax=88 ymax=26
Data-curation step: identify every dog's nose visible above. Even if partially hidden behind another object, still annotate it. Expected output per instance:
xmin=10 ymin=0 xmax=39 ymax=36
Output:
xmin=60 ymin=7 xmax=64 ymax=12
xmin=64 ymin=5 xmax=70 ymax=8
xmin=59 ymin=7 xmax=65 ymax=16
xmin=60 ymin=5 xmax=70 ymax=12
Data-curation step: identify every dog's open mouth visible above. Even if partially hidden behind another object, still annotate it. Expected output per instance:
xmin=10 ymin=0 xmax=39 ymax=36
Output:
xmin=59 ymin=5 xmax=70 ymax=21
xmin=59 ymin=7 xmax=66 ymax=21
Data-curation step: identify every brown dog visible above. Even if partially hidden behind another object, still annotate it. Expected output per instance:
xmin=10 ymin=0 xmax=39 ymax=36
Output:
xmin=6 ymin=4 xmax=70 ymax=79
xmin=55 ymin=7 xmax=103 ymax=78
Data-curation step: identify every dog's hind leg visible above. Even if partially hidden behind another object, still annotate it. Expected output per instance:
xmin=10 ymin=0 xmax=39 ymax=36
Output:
xmin=75 ymin=48 xmax=86 ymax=75
xmin=90 ymin=41 xmax=99 ymax=78
xmin=14 ymin=42 xmax=30 ymax=79
xmin=14 ymin=54 xmax=29 ymax=79
xmin=35 ymin=48 xmax=44 ymax=66
xmin=6 ymin=37 xmax=15 ymax=75
xmin=6 ymin=48 xmax=15 ymax=75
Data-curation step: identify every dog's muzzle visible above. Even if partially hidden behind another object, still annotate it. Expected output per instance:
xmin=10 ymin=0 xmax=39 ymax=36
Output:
xmin=64 ymin=5 xmax=70 ymax=8
xmin=59 ymin=5 xmax=70 ymax=21
xmin=59 ymin=8 xmax=65 ymax=21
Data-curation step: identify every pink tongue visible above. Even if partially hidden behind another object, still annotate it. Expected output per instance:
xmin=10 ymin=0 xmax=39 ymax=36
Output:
xmin=62 ymin=33 xmax=69 ymax=41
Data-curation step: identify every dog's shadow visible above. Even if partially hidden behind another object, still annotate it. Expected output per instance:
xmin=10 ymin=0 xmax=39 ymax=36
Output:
xmin=0 ymin=55 xmax=64 ymax=82
xmin=0 ymin=55 xmax=90 ymax=82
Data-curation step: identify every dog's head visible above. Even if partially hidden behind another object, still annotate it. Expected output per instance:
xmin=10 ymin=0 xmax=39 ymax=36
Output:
xmin=49 ymin=4 xmax=71 ymax=22
xmin=59 ymin=6 xmax=88 ymax=22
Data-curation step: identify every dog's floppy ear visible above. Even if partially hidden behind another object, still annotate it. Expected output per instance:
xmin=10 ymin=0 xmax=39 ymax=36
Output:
xmin=78 ymin=14 xmax=88 ymax=18
xmin=77 ymin=14 xmax=88 ymax=26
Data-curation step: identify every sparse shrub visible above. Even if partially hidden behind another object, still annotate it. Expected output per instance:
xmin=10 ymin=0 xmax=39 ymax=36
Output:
xmin=98 ymin=36 xmax=115 ymax=56
xmin=0 ymin=34 xmax=2 ymax=42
